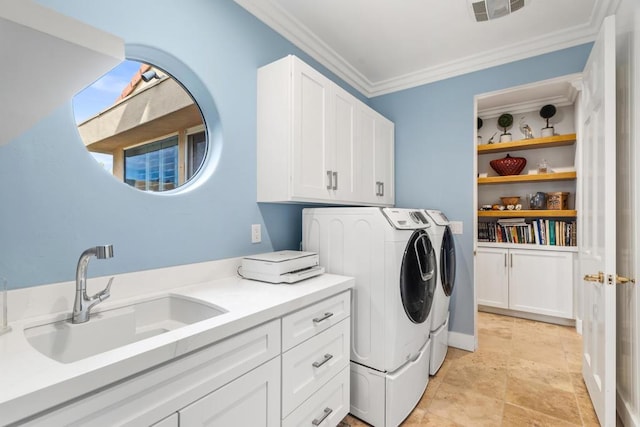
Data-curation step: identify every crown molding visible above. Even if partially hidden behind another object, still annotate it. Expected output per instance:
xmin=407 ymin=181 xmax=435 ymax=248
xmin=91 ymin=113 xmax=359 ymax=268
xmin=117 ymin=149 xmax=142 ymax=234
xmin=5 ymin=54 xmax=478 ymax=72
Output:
xmin=235 ymin=0 xmax=617 ymax=98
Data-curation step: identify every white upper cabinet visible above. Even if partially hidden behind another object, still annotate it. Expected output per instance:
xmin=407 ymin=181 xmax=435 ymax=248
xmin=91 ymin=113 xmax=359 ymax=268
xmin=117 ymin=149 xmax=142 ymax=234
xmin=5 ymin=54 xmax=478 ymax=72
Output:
xmin=0 ymin=0 xmax=124 ymax=145
xmin=257 ymin=55 xmax=394 ymax=206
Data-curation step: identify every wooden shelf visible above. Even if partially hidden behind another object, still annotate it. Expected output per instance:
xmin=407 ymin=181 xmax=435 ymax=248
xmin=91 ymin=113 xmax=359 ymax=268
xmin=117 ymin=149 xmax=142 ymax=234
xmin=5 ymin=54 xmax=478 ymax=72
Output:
xmin=478 ymin=209 xmax=577 ymax=218
xmin=478 ymin=171 xmax=576 ymax=185
xmin=477 ymin=133 xmax=577 ymax=154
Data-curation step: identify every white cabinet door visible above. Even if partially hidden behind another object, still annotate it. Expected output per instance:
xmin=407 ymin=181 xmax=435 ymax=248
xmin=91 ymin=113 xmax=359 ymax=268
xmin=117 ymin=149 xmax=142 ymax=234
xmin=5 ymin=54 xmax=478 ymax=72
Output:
xmin=179 ymin=357 xmax=281 ymax=427
xmin=291 ymin=58 xmax=332 ymax=200
xmin=357 ymin=106 xmax=395 ymax=206
xmin=509 ymin=249 xmax=574 ymax=318
xmin=374 ymin=115 xmax=395 ymax=205
xmin=476 ymin=247 xmax=509 ymax=309
xmin=331 ymin=84 xmax=359 ymax=202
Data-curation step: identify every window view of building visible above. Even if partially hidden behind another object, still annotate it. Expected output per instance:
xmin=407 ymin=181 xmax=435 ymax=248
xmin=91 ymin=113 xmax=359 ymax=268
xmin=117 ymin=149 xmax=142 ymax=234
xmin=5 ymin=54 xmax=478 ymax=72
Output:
xmin=73 ymin=61 xmax=207 ymax=192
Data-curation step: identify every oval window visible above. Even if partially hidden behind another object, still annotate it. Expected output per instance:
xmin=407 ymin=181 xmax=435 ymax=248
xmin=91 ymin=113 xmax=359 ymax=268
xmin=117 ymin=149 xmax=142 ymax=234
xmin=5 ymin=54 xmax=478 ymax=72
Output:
xmin=73 ymin=60 xmax=207 ymax=192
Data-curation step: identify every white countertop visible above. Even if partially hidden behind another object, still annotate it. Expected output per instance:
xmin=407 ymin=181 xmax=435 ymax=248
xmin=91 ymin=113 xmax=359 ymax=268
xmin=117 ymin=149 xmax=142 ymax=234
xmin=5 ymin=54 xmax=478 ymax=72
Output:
xmin=0 ymin=272 xmax=353 ymax=424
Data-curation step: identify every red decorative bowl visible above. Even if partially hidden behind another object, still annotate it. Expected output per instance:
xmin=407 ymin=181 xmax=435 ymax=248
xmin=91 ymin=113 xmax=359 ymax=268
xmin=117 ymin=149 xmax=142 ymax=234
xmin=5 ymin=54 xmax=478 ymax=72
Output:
xmin=490 ymin=154 xmax=527 ymax=176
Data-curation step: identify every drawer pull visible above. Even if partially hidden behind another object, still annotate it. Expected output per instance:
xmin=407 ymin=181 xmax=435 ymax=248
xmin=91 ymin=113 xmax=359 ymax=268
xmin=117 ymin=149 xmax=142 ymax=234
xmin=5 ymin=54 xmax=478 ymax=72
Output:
xmin=312 ymin=407 xmax=333 ymax=425
xmin=312 ymin=312 xmax=334 ymax=323
xmin=312 ymin=353 xmax=333 ymax=368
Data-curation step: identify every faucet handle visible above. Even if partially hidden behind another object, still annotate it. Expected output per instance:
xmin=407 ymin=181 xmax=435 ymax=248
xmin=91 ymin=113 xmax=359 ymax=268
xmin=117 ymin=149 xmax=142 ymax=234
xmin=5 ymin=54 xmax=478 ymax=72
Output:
xmin=98 ymin=277 xmax=114 ymax=301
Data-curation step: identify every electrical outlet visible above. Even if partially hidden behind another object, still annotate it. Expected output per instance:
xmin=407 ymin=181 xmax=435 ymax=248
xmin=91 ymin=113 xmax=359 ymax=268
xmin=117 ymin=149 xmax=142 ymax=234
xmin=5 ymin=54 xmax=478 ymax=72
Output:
xmin=450 ymin=221 xmax=463 ymax=235
xmin=251 ymin=224 xmax=261 ymax=243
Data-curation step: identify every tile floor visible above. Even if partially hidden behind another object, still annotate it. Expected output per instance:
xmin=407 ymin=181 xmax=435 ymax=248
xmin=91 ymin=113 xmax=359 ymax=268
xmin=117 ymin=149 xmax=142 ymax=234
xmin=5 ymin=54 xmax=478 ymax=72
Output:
xmin=341 ymin=311 xmax=600 ymax=426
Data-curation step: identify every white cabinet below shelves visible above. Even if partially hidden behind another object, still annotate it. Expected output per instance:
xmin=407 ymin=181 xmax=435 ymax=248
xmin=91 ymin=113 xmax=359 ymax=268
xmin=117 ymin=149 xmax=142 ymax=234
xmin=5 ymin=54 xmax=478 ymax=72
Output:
xmin=477 ymin=246 xmax=574 ymax=319
xmin=257 ymin=54 xmax=394 ymax=206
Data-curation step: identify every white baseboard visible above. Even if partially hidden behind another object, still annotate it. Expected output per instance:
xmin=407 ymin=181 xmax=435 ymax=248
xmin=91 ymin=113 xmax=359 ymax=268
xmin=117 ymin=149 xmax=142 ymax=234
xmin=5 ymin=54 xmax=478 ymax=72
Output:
xmin=617 ymin=389 xmax=640 ymax=427
xmin=448 ymin=331 xmax=475 ymax=352
xmin=575 ymin=317 xmax=583 ymax=335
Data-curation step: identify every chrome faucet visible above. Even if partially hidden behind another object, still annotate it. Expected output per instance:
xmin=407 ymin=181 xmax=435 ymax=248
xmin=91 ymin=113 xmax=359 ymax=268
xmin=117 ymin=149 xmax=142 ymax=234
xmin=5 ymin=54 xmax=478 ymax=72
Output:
xmin=72 ymin=245 xmax=115 ymax=324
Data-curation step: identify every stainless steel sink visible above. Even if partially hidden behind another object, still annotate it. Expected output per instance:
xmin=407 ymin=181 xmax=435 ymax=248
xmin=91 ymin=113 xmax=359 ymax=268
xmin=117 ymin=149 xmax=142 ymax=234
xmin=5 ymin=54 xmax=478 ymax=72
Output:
xmin=24 ymin=295 xmax=226 ymax=363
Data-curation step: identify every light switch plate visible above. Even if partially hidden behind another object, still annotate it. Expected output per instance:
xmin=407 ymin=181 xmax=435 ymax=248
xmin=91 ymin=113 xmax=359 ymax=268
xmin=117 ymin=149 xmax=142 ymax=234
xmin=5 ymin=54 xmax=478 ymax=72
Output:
xmin=449 ymin=221 xmax=463 ymax=235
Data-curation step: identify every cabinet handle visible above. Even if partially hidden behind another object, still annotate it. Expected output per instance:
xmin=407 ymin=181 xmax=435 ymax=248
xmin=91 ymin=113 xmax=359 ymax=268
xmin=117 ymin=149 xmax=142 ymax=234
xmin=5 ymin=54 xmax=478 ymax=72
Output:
xmin=380 ymin=182 xmax=384 ymax=196
xmin=375 ymin=182 xmax=380 ymax=196
xmin=510 ymin=253 xmax=513 ymax=268
xmin=332 ymin=171 xmax=338 ymax=190
xmin=313 ymin=312 xmax=334 ymax=323
xmin=312 ymin=407 xmax=333 ymax=426
xmin=504 ymin=253 xmax=507 ymax=268
xmin=312 ymin=353 xmax=333 ymax=368
xmin=326 ymin=171 xmax=332 ymax=190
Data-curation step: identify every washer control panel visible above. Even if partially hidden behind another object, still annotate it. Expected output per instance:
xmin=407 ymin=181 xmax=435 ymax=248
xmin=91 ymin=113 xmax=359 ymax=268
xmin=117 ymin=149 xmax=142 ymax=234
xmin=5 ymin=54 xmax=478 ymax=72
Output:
xmin=425 ymin=209 xmax=450 ymax=226
xmin=382 ymin=208 xmax=431 ymax=230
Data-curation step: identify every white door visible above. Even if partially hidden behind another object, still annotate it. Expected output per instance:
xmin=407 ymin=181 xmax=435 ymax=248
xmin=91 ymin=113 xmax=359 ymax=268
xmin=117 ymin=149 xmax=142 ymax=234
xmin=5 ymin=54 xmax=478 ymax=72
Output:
xmin=374 ymin=115 xmax=395 ymax=206
xmin=579 ymin=15 xmax=617 ymax=426
xmin=331 ymin=84 xmax=358 ymax=202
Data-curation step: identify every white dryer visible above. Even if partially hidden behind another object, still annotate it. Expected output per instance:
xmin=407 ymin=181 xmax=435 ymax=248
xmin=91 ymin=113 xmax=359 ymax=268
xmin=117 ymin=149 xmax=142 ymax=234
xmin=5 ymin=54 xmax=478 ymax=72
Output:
xmin=303 ymin=207 xmax=437 ymax=427
xmin=423 ymin=209 xmax=457 ymax=375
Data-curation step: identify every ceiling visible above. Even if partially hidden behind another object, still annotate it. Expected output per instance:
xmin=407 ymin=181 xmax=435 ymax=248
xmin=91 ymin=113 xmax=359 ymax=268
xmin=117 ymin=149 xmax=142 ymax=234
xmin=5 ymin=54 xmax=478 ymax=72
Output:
xmin=235 ymin=0 xmax=618 ymax=97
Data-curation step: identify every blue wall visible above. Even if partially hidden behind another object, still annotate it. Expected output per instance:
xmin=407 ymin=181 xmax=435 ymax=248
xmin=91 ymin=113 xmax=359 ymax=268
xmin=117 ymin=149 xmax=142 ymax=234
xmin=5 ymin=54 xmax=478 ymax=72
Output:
xmin=0 ymin=0 xmax=362 ymax=289
xmin=370 ymin=44 xmax=593 ymax=336
xmin=1 ymin=0 xmax=592 ymax=337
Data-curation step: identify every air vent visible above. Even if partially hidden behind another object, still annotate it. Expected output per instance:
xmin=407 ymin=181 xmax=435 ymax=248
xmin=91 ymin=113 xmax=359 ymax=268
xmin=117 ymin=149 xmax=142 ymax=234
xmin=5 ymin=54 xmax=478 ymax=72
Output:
xmin=471 ymin=0 xmax=526 ymax=22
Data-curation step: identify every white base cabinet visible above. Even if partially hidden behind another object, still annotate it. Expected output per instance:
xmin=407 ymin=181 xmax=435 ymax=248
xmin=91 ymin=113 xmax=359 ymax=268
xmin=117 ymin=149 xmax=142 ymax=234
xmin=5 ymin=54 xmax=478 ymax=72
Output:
xmin=477 ymin=245 xmax=574 ymax=319
xmin=23 ymin=290 xmax=351 ymax=427
xmin=257 ymin=54 xmax=394 ymax=206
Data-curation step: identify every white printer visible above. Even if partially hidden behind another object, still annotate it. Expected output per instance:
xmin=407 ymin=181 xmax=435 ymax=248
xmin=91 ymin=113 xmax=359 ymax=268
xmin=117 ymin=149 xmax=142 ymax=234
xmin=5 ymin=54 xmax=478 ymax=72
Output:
xmin=240 ymin=250 xmax=324 ymax=284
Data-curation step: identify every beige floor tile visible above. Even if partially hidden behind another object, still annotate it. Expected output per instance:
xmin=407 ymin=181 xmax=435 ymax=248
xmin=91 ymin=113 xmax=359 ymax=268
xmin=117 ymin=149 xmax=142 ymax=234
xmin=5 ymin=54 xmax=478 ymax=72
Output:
xmin=478 ymin=331 xmax=513 ymax=352
xmin=508 ymin=357 xmax=574 ymax=392
xmin=505 ymin=376 xmax=583 ymax=424
xmin=502 ymin=403 xmax=582 ymax=426
xmin=442 ymin=360 xmax=508 ymax=400
xmin=511 ymin=338 xmax=569 ymax=370
xmin=428 ymin=382 xmax=504 ymax=427
xmin=513 ymin=317 xmax=564 ymax=337
xmin=399 ymin=407 xmax=426 ymax=425
xmin=418 ymin=410 xmax=464 ymax=426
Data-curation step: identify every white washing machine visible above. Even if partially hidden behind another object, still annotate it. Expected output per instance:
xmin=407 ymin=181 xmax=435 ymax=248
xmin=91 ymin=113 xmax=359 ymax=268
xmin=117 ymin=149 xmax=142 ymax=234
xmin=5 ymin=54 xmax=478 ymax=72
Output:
xmin=423 ymin=209 xmax=457 ymax=375
xmin=303 ymin=207 xmax=437 ymax=427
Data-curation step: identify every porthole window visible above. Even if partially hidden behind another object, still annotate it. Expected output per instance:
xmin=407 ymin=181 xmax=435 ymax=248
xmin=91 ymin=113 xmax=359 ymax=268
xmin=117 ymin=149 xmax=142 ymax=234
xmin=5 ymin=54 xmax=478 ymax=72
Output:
xmin=73 ymin=59 xmax=207 ymax=192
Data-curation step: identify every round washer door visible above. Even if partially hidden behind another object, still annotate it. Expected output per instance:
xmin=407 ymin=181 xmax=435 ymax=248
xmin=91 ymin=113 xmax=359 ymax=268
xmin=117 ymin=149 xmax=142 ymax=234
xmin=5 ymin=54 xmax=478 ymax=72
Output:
xmin=400 ymin=229 xmax=437 ymax=324
xmin=441 ymin=226 xmax=456 ymax=297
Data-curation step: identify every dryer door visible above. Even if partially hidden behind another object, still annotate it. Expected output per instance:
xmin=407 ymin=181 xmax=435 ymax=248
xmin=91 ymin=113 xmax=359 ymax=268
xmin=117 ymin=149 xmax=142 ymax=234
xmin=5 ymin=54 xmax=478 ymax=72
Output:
xmin=400 ymin=229 xmax=437 ymax=324
xmin=441 ymin=225 xmax=456 ymax=297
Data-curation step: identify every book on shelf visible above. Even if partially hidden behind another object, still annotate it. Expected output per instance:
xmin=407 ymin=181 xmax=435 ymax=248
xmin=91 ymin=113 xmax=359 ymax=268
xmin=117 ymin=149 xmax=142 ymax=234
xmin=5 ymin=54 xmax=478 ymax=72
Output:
xmin=478 ymin=219 xmax=577 ymax=246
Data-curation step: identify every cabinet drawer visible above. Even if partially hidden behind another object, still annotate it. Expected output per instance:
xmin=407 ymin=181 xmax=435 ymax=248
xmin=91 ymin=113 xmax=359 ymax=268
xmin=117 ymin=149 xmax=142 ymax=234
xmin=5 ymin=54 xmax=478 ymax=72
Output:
xmin=282 ymin=317 xmax=350 ymax=417
xmin=282 ymin=365 xmax=349 ymax=427
xmin=282 ymin=290 xmax=350 ymax=351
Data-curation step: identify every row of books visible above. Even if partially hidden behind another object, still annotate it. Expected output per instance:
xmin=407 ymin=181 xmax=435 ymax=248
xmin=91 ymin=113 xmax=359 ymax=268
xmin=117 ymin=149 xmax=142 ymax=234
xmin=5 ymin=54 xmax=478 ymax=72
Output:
xmin=478 ymin=218 xmax=577 ymax=246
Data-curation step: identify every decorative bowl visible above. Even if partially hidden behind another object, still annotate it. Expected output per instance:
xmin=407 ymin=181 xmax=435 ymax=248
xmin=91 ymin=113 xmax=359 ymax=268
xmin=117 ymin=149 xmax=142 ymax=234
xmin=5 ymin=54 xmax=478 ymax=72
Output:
xmin=490 ymin=154 xmax=527 ymax=176
xmin=500 ymin=196 xmax=521 ymax=206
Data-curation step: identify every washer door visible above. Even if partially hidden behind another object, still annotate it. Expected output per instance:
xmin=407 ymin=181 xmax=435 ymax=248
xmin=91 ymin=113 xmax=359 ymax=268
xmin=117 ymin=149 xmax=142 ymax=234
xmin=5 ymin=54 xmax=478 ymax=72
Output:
xmin=441 ymin=226 xmax=456 ymax=297
xmin=400 ymin=229 xmax=437 ymax=324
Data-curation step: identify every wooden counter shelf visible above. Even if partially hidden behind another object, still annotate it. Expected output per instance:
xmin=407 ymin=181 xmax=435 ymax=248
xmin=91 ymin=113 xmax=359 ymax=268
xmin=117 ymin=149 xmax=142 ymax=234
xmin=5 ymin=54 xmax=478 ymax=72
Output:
xmin=478 ymin=171 xmax=576 ymax=185
xmin=478 ymin=209 xmax=577 ymax=218
xmin=477 ymin=133 xmax=576 ymax=154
